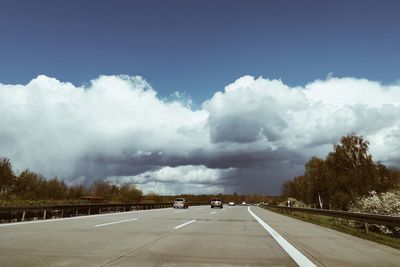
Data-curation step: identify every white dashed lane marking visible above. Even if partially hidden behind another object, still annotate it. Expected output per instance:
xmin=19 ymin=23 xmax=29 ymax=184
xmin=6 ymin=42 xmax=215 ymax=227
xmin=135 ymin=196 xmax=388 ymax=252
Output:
xmin=174 ymin=220 xmax=196 ymax=229
xmin=94 ymin=218 xmax=138 ymax=227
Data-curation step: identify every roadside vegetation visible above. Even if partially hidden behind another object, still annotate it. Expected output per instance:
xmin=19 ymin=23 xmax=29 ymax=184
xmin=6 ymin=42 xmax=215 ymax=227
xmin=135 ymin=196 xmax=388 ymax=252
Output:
xmin=0 ymin=157 xmax=142 ymax=205
xmin=348 ymin=190 xmax=400 ymax=236
xmin=281 ymin=133 xmax=400 ymax=240
xmin=282 ymin=134 xmax=400 ymax=210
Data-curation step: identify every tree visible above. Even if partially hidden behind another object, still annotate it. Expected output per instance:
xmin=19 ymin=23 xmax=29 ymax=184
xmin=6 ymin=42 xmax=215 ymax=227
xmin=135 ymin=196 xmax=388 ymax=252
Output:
xmin=118 ymin=183 xmax=143 ymax=203
xmin=282 ymin=175 xmax=311 ymax=204
xmin=91 ymin=180 xmax=143 ymax=202
xmin=375 ymin=163 xmax=400 ymax=193
xmin=326 ymin=134 xmax=379 ymax=208
xmin=144 ymin=191 xmax=162 ymax=203
xmin=91 ymin=180 xmax=114 ymax=200
xmin=14 ymin=169 xmax=46 ymax=200
xmin=0 ymin=157 xmax=16 ymax=196
xmin=281 ymin=134 xmax=400 ymax=210
xmin=68 ymin=185 xmax=87 ymax=199
xmin=304 ymin=157 xmax=330 ymax=207
xmin=45 ymin=178 xmax=68 ymax=199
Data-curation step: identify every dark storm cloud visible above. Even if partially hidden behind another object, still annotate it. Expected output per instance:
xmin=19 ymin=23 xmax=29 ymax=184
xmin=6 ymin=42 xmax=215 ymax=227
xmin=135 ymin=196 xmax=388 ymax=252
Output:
xmin=72 ymin=146 xmax=308 ymax=194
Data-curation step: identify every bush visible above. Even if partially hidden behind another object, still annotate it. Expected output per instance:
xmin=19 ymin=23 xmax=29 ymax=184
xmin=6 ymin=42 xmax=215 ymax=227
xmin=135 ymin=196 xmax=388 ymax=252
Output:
xmin=278 ymin=197 xmax=308 ymax=208
xmin=349 ymin=190 xmax=400 ymax=236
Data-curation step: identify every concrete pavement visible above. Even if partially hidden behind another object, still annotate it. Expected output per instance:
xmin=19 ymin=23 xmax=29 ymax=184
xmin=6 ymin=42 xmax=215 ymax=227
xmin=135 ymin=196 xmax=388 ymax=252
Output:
xmin=0 ymin=205 xmax=399 ymax=266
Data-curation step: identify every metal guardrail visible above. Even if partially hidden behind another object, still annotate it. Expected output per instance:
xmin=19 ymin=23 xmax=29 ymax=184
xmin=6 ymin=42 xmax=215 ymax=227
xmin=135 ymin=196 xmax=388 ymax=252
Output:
xmin=0 ymin=202 xmax=208 ymax=223
xmin=265 ymin=205 xmax=400 ymax=228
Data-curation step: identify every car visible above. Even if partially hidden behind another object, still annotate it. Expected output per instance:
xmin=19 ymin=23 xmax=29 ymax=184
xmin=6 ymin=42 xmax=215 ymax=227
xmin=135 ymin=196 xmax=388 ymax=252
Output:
xmin=173 ymin=198 xmax=188 ymax=209
xmin=211 ymin=198 xmax=223 ymax=208
xmin=228 ymin=202 xmax=235 ymax=206
xmin=241 ymin=201 xmax=246 ymax=205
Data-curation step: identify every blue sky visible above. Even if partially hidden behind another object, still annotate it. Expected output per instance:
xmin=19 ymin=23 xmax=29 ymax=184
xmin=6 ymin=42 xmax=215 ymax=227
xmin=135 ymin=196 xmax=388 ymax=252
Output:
xmin=1 ymin=0 xmax=399 ymax=103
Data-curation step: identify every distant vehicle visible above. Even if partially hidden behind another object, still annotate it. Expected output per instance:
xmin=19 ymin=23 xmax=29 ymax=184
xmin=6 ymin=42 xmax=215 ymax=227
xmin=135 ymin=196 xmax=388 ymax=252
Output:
xmin=211 ymin=198 xmax=223 ymax=208
xmin=228 ymin=202 xmax=235 ymax=206
xmin=173 ymin=198 xmax=188 ymax=209
xmin=241 ymin=201 xmax=246 ymax=205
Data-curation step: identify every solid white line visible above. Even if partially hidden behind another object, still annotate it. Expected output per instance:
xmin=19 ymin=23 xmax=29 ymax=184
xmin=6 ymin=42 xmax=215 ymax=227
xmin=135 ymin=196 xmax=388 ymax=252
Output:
xmin=94 ymin=218 xmax=138 ymax=227
xmin=174 ymin=219 xmax=196 ymax=229
xmin=0 ymin=207 xmax=172 ymax=227
xmin=248 ymin=207 xmax=316 ymax=267
xmin=210 ymin=211 xmax=217 ymax=215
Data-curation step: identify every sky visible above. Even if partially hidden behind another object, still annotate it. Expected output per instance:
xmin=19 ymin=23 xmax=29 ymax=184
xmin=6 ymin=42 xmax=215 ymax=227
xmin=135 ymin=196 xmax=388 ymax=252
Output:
xmin=1 ymin=0 xmax=400 ymax=195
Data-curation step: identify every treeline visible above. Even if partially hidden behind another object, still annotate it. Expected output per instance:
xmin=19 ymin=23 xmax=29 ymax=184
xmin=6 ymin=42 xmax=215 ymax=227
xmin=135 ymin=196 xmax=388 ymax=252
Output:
xmin=282 ymin=134 xmax=400 ymax=210
xmin=0 ymin=157 xmax=142 ymax=203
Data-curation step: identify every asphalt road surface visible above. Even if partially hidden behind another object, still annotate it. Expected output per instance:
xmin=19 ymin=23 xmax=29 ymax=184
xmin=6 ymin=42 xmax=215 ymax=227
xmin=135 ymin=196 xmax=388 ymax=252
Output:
xmin=1 ymin=205 xmax=399 ymax=266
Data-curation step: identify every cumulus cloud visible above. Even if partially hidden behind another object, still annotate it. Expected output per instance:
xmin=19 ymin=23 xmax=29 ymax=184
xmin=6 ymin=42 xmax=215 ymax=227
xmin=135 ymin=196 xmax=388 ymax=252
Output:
xmin=106 ymin=165 xmax=235 ymax=195
xmin=203 ymin=76 xmax=306 ymax=145
xmin=1 ymin=74 xmax=400 ymax=194
xmin=0 ymin=75 xmax=208 ymax=179
xmin=304 ymin=77 xmax=400 ymax=107
xmin=204 ymin=76 xmax=400 ymax=162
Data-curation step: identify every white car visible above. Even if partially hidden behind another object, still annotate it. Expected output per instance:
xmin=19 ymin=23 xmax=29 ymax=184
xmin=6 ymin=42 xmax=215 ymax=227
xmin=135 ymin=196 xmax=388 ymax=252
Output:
xmin=173 ymin=198 xmax=188 ymax=209
xmin=228 ymin=202 xmax=235 ymax=206
xmin=241 ymin=201 xmax=246 ymax=205
xmin=211 ymin=198 xmax=223 ymax=208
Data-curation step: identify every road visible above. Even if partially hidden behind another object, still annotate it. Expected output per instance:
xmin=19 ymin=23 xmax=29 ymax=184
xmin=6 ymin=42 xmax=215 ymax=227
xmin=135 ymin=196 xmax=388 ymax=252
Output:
xmin=0 ymin=205 xmax=399 ymax=266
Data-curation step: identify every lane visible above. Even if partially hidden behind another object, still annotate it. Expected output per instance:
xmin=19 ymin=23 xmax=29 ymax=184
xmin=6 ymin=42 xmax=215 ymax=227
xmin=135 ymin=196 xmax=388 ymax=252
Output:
xmin=0 ymin=207 xmax=173 ymax=228
xmin=110 ymin=205 xmax=298 ymax=266
xmin=173 ymin=210 xmax=187 ymax=214
xmin=0 ymin=206 xmax=211 ymax=266
xmin=251 ymin=206 xmax=400 ymax=267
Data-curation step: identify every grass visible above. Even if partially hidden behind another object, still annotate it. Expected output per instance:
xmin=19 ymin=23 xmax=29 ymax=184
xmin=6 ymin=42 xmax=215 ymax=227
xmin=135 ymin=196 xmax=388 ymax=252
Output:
xmin=263 ymin=206 xmax=400 ymax=250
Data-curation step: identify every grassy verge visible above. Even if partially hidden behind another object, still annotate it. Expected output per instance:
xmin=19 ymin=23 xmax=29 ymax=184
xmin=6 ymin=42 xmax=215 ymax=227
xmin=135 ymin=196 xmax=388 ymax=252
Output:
xmin=263 ymin=206 xmax=400 ymax=250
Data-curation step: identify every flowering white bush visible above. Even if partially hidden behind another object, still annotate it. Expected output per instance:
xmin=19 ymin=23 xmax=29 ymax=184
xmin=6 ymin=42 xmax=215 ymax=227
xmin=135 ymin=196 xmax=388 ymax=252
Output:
xmin=349 ymin=190 xmax=400 ymax=236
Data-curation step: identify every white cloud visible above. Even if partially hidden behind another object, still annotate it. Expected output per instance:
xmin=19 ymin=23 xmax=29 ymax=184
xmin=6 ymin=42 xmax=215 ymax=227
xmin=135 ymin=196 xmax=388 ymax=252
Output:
xmin=1 ymin=74 xmax=400 ymax=194
xmin=304 ymin=77 xmax=400 ymax=107
xmin=106 ymin=165 xmax=235 ymax=195
xmin=204 ymin=75 xmax=400 ymax=161
xmin=0 ymin=75 xmax=208 ymax=178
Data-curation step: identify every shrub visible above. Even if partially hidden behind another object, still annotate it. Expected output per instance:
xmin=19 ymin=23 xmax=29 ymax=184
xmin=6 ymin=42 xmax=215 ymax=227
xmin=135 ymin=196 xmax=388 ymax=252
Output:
xmin=349 ymin=190 xmax=400 ymax=236
xmin=278 ymin=197 xmax=308 ymax=208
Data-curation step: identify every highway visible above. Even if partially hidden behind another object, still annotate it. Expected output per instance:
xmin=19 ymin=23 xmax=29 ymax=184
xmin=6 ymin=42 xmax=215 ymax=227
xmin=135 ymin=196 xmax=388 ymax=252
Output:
xmin=0 ymin=205 xmax=399 ymax=266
